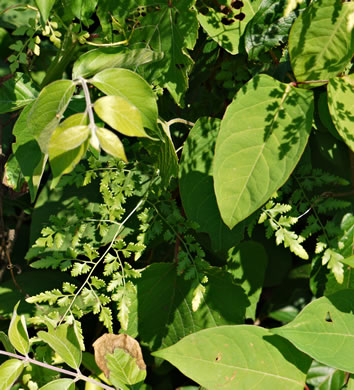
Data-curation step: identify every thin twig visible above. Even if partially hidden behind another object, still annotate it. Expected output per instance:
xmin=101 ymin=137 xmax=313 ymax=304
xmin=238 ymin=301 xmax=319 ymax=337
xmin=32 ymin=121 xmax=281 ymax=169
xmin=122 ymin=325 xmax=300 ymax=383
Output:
xmin=0 ymin=350 xmax=115 ymax=390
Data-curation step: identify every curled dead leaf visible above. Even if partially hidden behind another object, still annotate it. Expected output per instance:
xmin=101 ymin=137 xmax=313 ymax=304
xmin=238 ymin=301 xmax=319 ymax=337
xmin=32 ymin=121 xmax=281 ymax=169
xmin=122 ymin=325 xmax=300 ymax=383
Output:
xmin=93 ymin=333 xmax=146 ymax=378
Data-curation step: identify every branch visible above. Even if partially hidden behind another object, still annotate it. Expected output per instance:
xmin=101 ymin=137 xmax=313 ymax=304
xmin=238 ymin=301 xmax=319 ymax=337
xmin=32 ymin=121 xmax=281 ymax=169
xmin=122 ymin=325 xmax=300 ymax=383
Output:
xmin=0 ymin=349 xmax=115 ymax=390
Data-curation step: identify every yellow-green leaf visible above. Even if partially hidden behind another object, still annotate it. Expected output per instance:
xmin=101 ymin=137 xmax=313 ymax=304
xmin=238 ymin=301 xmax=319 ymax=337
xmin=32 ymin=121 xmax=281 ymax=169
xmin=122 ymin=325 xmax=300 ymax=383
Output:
xmin=0 ymin=359 xmax=24 ymax=390
xmin=96 ymin=127 xmax=127 ymax=161
xmin=8 ymin=302 xmax=29 ymax=355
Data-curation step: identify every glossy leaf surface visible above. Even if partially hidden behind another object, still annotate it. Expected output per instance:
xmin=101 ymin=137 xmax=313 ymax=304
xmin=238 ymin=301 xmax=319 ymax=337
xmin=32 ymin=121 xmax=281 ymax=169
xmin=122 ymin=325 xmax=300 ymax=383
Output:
xmin=73 ymin=47 xmax=163 ymax=79
xmin=94 ymin=96 xmax=148 ymax=138
xmin=214 ymin=74 xmax=313 ymax=228
xmin=289 ymin=0 xmax=354 ymax=82
xmin=153 ymin=325 xmax=311 ymax=390
xmin=91 ymin=68 xmax=158 ymax=131
xmin=327 ymin=75 xmax=354 ymax=152
xmin=274 ymin=289 xmax=354 ymax=373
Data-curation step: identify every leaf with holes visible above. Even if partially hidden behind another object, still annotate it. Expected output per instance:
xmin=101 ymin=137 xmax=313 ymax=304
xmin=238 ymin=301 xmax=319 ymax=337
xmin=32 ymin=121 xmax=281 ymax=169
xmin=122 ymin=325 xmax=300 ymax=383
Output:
xmin=213 ymin=74 xmax=313 ymax=229
xmin=327 ymin=75 xmax=354 ymax=152
xmin=198 ymin=0 xmax=261 ymax=55
xmin=153 ymin=325 xmax=311 ymax=390
xmin=289 ymin=0 xmax=354 ymax=82
xmin=273 ymin=289 xmax=354 ymax=373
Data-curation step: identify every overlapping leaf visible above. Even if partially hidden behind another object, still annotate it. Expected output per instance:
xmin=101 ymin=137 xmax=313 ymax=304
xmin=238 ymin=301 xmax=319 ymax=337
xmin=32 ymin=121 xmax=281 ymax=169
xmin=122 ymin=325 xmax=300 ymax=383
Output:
xmin=197 ymin=0 xmax=261 ymax=55
xmin=96 ymin=127 xmax=127 ymax=161
xmin=39 ymin=379 xmax=75 ymax=390
xmin=179 ymin=117 xmax=246 ymax=253
xmin=0 ymin=359 xmax=24 ymax=390
xmin=8 ymin=302 xmax=29 ymax=355
xmin=289 ymin=0 xmax=354 ymax=82
xmin=0 ymin=73 xmax=38 ymax=113
xmin=91 ymin=68 xmax=158 ymax=132
xmin=213 ymin=74 xmax=313 ymax=229
xmin=327 ymin=75 xmax=354 ymax=152
xmin=35 ymin=0 xmax=56 ymax=22
xmin=135 ymin=263 xmax=247 ymax=350
xmin=274 ymin=289 xmax=354 ymax=373
xmin=73 ymin=47 xmax=163 ymax=79
xmin=153 ymin=325 xmax=311 ymax=390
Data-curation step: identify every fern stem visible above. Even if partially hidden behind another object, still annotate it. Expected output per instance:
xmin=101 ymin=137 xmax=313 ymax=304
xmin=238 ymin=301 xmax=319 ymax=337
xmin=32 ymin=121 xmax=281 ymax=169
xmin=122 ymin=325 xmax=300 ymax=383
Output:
xmin=0 ymin=349 xmax=115 ymax=390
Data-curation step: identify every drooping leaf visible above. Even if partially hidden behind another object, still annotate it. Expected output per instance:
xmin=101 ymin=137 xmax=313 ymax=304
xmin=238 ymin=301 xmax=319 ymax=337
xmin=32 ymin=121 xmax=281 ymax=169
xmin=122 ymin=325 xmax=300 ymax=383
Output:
xmin=35 ymin=0 xmax=56 ymax=22
xmin=38 ymin=324 xmax=82 ymax=370
xmin=0 ymin=359 xmax=24 ymax=390
xmin=197 ymin=0 xmax=261 ymax=55
xmin=25 ymin=79 xmax=76 ymax=153
xmin=306 ymin=360 xmax=345 ymax=390
xmin=226 ymin=241 xmax=268 ymax=320
xmin=72 ymin=47 xmax=163 ymax=79
xmin=273 ymin=289 xmax=354 ymax=373
xmin=289 ymin=0 xmax=354 ymax=82
xmin=0 ymin=73 xmax=38 ymax=113
xmin=213 ymin=74 xmax=313 ymax=229
xmin=91 ymin=68 xmax=158 ymax=132
xmin=135 ymin=263 xmax=247 ymax=350
xmin=129 ymin=0 xmax=199 ymax=105
xmin=39 ymin=379 xmax=75 ymax=390
xmin=94 ymin=96 xmax=148 ymax=138
xmin=0 ymin=332 xmax=15 ymax=353
xmin=8 ymin=301 xmax=30 ymax=355
xmin=153 ymin=325 xmax=311 ymax=390
xmin=96 ymin=127 xmax=127 ymax=161
xmin=243 ymin=0 xmax=301 ymax=60
xmin=93 ymin=333 xmax=146 ymax=387
xmin=179 ymin=117 xmax=246 ymax=253
xmin=48 ymin=113 xmax=90 ymax=188
xmin=327 ymin=75 xmax=354 ymax=152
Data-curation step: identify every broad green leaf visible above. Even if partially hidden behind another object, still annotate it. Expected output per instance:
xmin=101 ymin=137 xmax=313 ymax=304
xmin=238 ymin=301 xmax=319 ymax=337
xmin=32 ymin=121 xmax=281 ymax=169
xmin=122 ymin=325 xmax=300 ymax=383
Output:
xmin=94 ymin=96 xmax=148 ymax=138
xmin=197 ymin=0 xmax=261 ymax=55
xmin=71 ymin=0 xmax=98 ymax=23
xmin=3 ymin=154 xmax=25 ymax=192
xmin=0 ymin=359 xmax=24 ymax=390
xmin=342 ymin=255 xmax=354 ymax=268
xmin=143 ymin=124 xmax=178 ymax=187
xmin=226 ymin=241 xmax=268 ymax=320
xmin=0 ymin=332 xmax=15 ymax=353
xmin=214 ymin=74 xmax=313 ymax=229
xmin=35 ymin=0 xmax=56 ymax=22
xmin=73 ymin=47 xmax=163 ymax=79
xmin=179 ymin=117 xmax=246 ymax=253
xmin=327 ymin=75 xmax=354 ymax=152
xmin=8 ymin=302 xmax=29 ymax=355
xmin=106 ymin=348 xmax=146 ymax=388
xmin=135 ymin=263 xmax=247 ymax=350
xmin=289 ymin=0 xmax=354 ymax=82
xmin=129 ymin=0 xmax=198 ymax=105
xmin=243 ymin=0 xmax=301 ymax=60
xmin=39 ymin=379 xmax=75 ymax=390
xmin=153 ymin=325 xmax=311 ymax=390
xmin=48 ymin=113 xmax=90 ymax=188
xmin=91 ymin=68 xmax=158 ymax=132
xmin=273 ymin=289 xmax=354 ymax=373
xmin=96 ymin=127 xmax=127 ymax=161
xmin=316 ymin=92 xmax=341 ymax=140
xmin=26 ymin=79 xmax=76 ymax=153
xmin=306 ymin=360 xmax=345 ymax=390
xmin=0 ymin=73 xmax=38 ymax=113
xmin=38 ymin=323 xmax=82 ymax=370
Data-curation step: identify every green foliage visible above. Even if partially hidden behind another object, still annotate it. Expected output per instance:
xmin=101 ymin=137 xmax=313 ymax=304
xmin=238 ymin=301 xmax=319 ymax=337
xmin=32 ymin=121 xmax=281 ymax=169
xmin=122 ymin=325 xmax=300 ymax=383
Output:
xmin=0 ymin=0 xmax=353 ymax=389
